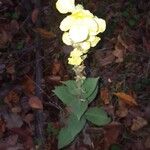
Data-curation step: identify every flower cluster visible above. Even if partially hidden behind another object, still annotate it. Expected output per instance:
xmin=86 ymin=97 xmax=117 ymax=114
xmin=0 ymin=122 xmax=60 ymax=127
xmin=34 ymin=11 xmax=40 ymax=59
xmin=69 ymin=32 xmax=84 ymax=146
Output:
xmin=56 ymin=0 xmax=106 ymax=80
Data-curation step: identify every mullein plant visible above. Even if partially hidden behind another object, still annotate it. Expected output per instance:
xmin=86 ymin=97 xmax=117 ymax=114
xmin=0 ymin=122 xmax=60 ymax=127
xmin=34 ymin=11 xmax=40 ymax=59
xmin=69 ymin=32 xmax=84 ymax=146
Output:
xmin=53 ymin=0 xmax=111 ymax=149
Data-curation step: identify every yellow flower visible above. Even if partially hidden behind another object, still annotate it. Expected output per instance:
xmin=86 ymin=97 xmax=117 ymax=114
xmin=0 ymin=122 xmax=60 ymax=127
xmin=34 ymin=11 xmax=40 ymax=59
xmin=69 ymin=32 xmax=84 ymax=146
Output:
xmin=94 ymin=17 xmax=106 ymax=34
xmin=69 ymin=24 xmax=89 ymax=43
xmin=56 ymin=0 xmax=75 ymax=14
xmin=79 ymin=41 xmax=91 ymax=53
xmin=70 ymin=48 xmax=83 ymax=57
xmin=60 ymin=16 xmax=74 ymax=31
xmin=62 ymin=32 xmax=72 ymax=45
xmin=71 ymin=5 xmax=93 ymax=19
xmin=88 ymin=36 xmax=101 ymax=47
xmin=68 ymin=56 xmax=83 ymax=65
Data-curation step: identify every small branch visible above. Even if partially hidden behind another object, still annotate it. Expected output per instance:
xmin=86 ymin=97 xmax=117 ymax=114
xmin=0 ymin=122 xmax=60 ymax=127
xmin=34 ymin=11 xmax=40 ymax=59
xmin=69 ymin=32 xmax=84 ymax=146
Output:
xmin=34 ymin=0 xmax=45 ymax=147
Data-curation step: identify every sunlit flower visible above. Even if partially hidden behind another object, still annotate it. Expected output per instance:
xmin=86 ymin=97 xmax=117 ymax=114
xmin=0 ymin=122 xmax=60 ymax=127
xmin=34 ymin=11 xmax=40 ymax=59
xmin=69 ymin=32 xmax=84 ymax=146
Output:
xmin=68 ymin=56 xmax=83 ymax=65
xmin=56 ymin=0 xmax=75 ymax=14
xmin=62 ymin=32 xmax=72 ymax=45
xmin=87 ymin=36 xmax=101 ymax=47
xmin=79 ymin=41 xmax=91 ymax=53
xmin=69 ymin=24 xmax=89 ymax=43
xmin=94 ymin=17 xmax=106 ymax=34
xmin=56 ymin=0 xmax=106 ymax=69
xmin=70 ymin=48 xmax=83 ymax=57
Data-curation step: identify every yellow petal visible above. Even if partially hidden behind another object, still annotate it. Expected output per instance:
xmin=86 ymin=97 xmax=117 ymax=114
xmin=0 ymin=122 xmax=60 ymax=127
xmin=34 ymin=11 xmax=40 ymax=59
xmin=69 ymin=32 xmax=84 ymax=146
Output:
xmin=75 ymin=4 xmax=84 ymax=10
xmin=62 ymin=32 xmax=72 ymax=45
xmin=72 ymin=8 xmax=93 ymax=20
xmin=60 ymin=16 xmax=74 ymax=31
xmin=70 ymin=48 xmax=83 ymax=57
xmin=68 ymin=56 xmax=83 ymax=65
xmin=94 ymin=17 xmax=106 ymax=33
xmin=88 ymin=36 xmax=101 ymax=47
xmin=69 ymin=24 xmax=89 ymax=43
xmin=83 ymin=18 xmax=98 ymax=35
xmin=79 ymin=41 xmax=90 ymax=53
xmin=56 ymin=0 xmax=75 ymax=14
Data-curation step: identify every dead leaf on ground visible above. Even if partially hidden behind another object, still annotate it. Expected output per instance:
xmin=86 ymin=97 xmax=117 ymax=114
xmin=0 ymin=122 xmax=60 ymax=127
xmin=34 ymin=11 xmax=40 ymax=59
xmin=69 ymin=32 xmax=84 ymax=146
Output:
xmin=34 ymin=28 xmax=56 ymax=39
xmin=116 ymin=101 xmax=128 ymax=118
xmin=94 ymin=50 xmax=115 ymax=66
xmin=22 ymin=76 xmax=35 ymax=96
xmin=51 ymin=59 xmax=62 ymax=76
xmin=3 ymin=112 xmax=23 ymax=129
xmin=100 ymin=87 xmax=110 ymax=105
xmin=113 ymin=35 xmax=128 ymax=63
xmin=11 ymin=106 xmax=22 ymax=114
xmin=28 ymin=96 xmax=43 ymax=109
xmin=101 ymin=122 xmax=122 ymax=150
xmin=47 ymin=75 xmax=61 ymax=82
xmin=131 ymin=116 xmax=148 ymax=131
xmin=114 ymin=92 xmax=138 ymax=106
xmin=0 ymin=117 xmax=6 ymax=138
xmin=6 ymin=64 xmax=15 ymax=75
xmin=0 ymin=134 xmax=21 ymax=150
xmin=23 ymin=113 xmax=34 ymax=125
xmin=11 ymin=128 xmax=34 ymax=149
xmin=4 ymin=90 xmax=20 ymax=107
xmin=31 ymin=8 xmax=39 ymax=23
xmin=0 ymin=30 xmax=11 ymax=48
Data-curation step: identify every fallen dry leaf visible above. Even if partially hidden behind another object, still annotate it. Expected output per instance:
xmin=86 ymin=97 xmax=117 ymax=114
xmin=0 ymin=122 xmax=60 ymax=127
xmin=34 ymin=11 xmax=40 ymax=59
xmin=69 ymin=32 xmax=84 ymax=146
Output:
xmin=102 ymin=122 xmax=122 ymax=150
xmin=114 ymin=92 xmax=138 ymax=106
xmin=113 ymin=35 xmax=128 ymax=63
xmin=34 ymin=28 xmax=55 ymax=39
xmin=28 ymin=96 xmax=43 ymax=109
xmin=0 ymin=117 xmax=6 ymax=138
xmin=94 ymin=50 xmax=115 ymax=67
xmin=0 ymin=29 xmax=11 ymax=48
xmin=131 ymin=116 xmax=148 ymax=131
xmin=51 ymin=59 xmax=62 ymax=76
xmin=31 ymin=8 xmax=39 ymax=23
xmin=4 ymin=90 xmax=20 ymax=107
xmin=6 ymin=64 xmax=15 ymax=75
xmin=23 ymin=113 xmax=34 ymax=125
xmin=22 ymin=76 xmax=35 ymax=96
xmin=116 ymin=101 xmax=128 ymax=118
xmin=100 ymin=87 xmax=110 ymax=105
xmin=11 ymin=127 xmax=34 ymax=149
xmin=11 ymin=106 xmax=22 ymax=114
xmin=3 ymin=112 xmax=23 ymax=129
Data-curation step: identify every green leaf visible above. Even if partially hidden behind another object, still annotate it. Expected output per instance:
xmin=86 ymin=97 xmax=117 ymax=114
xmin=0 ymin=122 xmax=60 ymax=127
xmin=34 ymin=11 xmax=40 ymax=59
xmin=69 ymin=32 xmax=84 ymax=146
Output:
xmin=63 ymin=80 xmax=81 ymax=96
xmin=58 ymin=114 xmax=86 ymax=149
xmin=53 ymin=85 xmax=76 ymax=106
xmin=53 ymin=85 xmax=88 ymax=119
xmin=85 ymin=107 xmax=111 ymax=126
xmin=82 ymin=77 xmax=99 ymax=99
xmin=72 ymin=100 xmax=88 ymax=120
xmin=87 ymin=85 xmax=98 ymax=103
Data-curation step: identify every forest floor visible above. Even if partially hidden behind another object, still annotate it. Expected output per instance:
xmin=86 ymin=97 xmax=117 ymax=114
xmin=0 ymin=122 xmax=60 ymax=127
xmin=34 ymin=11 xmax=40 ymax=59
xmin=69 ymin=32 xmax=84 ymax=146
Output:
xmin=0 ymin=0 xmax=150 ymax=149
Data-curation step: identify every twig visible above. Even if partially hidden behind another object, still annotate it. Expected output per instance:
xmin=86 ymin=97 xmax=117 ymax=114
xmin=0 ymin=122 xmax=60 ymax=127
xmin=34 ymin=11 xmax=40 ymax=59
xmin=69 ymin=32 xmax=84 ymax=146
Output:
xmin=34 ymin=0 xmax=45 ymax=147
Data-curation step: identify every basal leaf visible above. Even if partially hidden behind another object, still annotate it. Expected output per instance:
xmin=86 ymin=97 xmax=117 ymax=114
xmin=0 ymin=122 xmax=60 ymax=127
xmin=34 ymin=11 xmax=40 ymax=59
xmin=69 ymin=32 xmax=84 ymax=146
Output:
xmin=53 ymin=85 xmax=76 ymax=106
xmin=63 ymin=80 xmax=81 ymax=96
xmin=58 ymin=114 xmax=86 ymax=149
xmin=53 ymin=85 xmax=88 ymax=119
xmin=87 ymin=85 xmax=98 ymax=103
xmin=85 ymin=107 xmax=111 ymax=126
xmin=82 ymin=77 xmax=99 ymax=99
xmin=71 ymin=100 xmax=88 ymax=120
